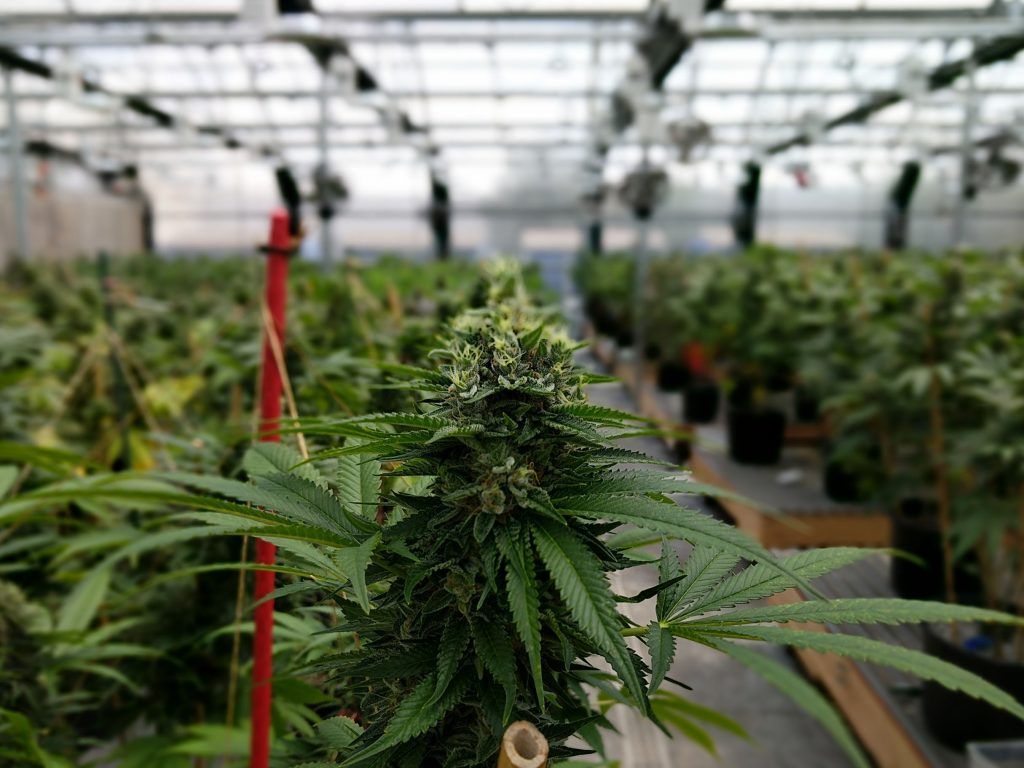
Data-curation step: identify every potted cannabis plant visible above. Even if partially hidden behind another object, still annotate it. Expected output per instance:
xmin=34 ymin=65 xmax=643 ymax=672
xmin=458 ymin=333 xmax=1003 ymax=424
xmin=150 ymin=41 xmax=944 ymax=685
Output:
xmin=574 ymin=253 xmax=635 ymax=347
xmin=919 ymin=331 xmax=1024 ymax=748
xmin=718 ymin=250 xmax=802 ymax=465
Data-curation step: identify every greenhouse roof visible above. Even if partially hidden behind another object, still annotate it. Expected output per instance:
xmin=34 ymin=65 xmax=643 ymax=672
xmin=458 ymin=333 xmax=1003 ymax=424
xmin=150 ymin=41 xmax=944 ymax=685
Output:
xmin=0 ymin=1 xmax=1021 ymax=246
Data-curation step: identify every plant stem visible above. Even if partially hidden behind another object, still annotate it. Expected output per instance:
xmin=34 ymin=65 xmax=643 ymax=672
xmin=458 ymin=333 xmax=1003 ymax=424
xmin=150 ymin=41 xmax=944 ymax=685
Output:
xmin=1014 ymin=486 xmax=1024 ymax=663
xmin=927 ymin=353 xmax=959 ymax=644
xmin=621 ymin=626 xmax=650 ymax=638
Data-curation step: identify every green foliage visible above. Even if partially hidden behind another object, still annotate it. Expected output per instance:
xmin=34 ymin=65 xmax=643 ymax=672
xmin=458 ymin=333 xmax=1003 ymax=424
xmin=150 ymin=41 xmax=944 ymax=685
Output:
xmin=5 ymin=254 xmax=1024 ymax=767
xmin=0 ymin=254 xmax=533 ymax=764
xmin=149 ymin=261 xmax=1024 ymax=767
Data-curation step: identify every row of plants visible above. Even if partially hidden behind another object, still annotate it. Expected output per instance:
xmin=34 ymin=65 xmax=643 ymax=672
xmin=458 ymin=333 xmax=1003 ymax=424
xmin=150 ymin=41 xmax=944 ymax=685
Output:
xmin=0 ymin=253 xmax=545 ymax=766
xmin=578 ymin=246 xmax=1024 ymax=748
xmin=4 ymin=259 xmax=1023 ymax=766
xmin=0 ymin=254 xmax=504 ymax=469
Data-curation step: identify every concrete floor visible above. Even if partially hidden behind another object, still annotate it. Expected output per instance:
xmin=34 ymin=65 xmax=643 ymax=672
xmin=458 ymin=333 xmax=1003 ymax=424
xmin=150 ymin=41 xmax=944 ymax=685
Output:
xmin=582 ymin=372 xmax=854 ymax=768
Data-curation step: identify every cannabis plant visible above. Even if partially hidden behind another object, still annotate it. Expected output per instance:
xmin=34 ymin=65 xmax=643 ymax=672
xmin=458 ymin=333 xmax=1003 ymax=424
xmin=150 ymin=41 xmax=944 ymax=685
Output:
xmin=126 ymin=281 xmax=1023 ymax=767
xmin=10 ymin=266 xmax=1024 ymax=767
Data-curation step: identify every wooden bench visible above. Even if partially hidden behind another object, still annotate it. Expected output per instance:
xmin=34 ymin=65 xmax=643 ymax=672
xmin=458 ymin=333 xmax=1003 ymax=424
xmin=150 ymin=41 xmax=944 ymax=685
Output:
xmin=688 ymin=423 xmax=890 ymax=548
xmin=769 ymin=554 xmax=965 ymax=768
xmin=587 ymin=335 xmax=889 ymax=549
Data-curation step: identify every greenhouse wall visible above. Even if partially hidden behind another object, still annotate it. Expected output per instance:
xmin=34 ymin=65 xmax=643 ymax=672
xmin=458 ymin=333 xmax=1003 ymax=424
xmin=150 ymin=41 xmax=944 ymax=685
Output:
xmin=138 ymin=164 xmax=1024 ymax=258
xmin=0 ymin=158 xmax=146 ymax=265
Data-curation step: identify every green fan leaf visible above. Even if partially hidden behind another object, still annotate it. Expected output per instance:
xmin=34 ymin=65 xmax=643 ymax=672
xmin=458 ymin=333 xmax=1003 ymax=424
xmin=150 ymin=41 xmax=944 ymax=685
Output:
xmin=686 ymin=625 xmax=1024 ymax=724
xmin=551 ymin=403 xmax=650 ymax=426
xmin=663 ymin=547 xmax=741 ymax=620
xmin=57 ymin=565 xmax=112 ymax=634
xmin=689 ymin=598 xmax=1024 ymax=629
xmin=557 ymin=495 xmax=814 ymax=594
xmin=652 ymin=690 xmax=749 ymax=741
xmin=471 ymin=616 xmax=518 ymax=724
xmin=431 ymin=618 xmax=471 ymax=705
xmin=317 ymin=716 xmax=364 ymax=750
xmin=495 ymin=525 xmax=545 ymax=708
xmin=333 ymin=533 xmax=380 ymax=612
xmin=678 ymin=548 xmax=880 ymax=619
xmin=244 ymin=443 xmax=325 ymax=487
xmin=710 ymin=639 xmax=868 ymax=768
xmin=647 ymin=620 xmax=675 ymax=694
xmin=345 ymin=672 xmax=470 ymax=766
xmin=337 ymin=439 xmax=381 ymax=519
xmin=531 ymin=519 xmax=649 ymax=715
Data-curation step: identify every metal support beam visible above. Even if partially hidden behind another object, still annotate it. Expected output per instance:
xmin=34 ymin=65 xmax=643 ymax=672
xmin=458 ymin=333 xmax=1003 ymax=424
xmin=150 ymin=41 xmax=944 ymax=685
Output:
xmin=0 ymin=23 xmax=640 ymax=48
xmin=952 ymin=51 xmax=978 ymax=247
xmin=765 ymin=32 xmax=1024 ymax=157
xmin=0 ymin=9 xmax=645 ymax=24
xmin=631 ymin=216 xmax=650 ymax=395
xmin=731 ymin=161 xmax=761 ymax=248
xmin=18 ymin=118 xmax=1011 ymax=137
xmin=884 ymin=160 xmax=921 ymax=250
xmin=105 ymin=137 xmax=983 ymax=153
xmin=3 ymin=67 xmax=30 ymax=258
xmin=0 ymin=16 xmax=1018 ymax=46
xmin=429 ymin=173 xmax=451 ymax=261
xmin=12 ymin=85 xmax=1024 ymax=103
xmin=316 ymin=60 xmax=334 ymax=270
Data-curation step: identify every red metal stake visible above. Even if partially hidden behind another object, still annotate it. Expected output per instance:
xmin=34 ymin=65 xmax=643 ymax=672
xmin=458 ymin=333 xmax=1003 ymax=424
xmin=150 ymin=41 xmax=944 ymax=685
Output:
xmin=251 ymin=208 xmax=292 ymax=768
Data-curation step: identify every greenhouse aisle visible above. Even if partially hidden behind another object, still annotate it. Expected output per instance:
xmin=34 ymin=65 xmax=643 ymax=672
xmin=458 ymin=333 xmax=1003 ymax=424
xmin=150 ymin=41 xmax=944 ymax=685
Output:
xmin=582 ymin=357 xmax=853 ymax=768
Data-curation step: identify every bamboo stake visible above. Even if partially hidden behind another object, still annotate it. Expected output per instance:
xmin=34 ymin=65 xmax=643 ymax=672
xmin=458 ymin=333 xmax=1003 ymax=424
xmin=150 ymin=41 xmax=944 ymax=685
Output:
xmin=386 ymin=282 xmax=403 ymax=322
xmin=1014 ymin=486 xmax=1024 ymax=663
xmin=928 ymin=369 xmax=956 ymax=605
xmin=497 ymin=722 xmax=548 ymax=768
xmin=259 ymin=298 xmax=309 ymax=460
xmin=925 ymin=309 xmax=958 ymax=647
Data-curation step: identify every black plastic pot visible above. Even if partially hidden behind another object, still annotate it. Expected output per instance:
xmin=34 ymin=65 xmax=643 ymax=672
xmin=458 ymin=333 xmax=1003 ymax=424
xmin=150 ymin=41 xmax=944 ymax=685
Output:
xmin=657 ymin=360 xmax=691 ymax=392
xmin=727 ymin=378 xmax=757 ymax=409
xmin=822 ymin=441 xmax=878 ymax=504
xmin=592 ymin=306 xmax=617 ymax=337
xmin=890 ymin=499 xmax=983 ymax=601
xmin=794 ymin=387 xmax=821 ymax=423
xmin=684 ymin=377 xmax=720 ymax=424
xmin=922 ymin=625 xmax=1024 ymax=749
xmin=727 ymin=406 xmax=786 ymax=465
xmin=823 ymin=459 xmax=864 ymax=503
xmin=765 ymin=368 xmax=794 ymax=393
xmin=674 ymin=438 xmax=692 ymax=464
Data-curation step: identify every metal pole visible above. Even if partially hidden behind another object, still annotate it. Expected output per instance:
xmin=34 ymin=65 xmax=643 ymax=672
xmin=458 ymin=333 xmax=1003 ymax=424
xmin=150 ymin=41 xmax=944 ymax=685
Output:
xmin=3 ymin=66 xmax=30 ymax=259
xmin=951 ymin=45 xmax=977 ymax=248
xmin=632 ymin=217 xmax=650 ymax=395
xmin=317 ymin=63 xmax=334 ymax=270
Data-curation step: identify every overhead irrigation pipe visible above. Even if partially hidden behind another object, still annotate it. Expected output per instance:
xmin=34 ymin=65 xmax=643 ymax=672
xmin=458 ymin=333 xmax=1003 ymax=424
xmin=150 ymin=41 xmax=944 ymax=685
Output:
xmin=2 ymin=65 xmax=30 ymax=258
xmin=763 ymin=32 xmax=1024 ymax=156
xmin=585 ymin=0 xmax=716 ymax=241
xmin=280 ymin=0 xmax=429 ymax=268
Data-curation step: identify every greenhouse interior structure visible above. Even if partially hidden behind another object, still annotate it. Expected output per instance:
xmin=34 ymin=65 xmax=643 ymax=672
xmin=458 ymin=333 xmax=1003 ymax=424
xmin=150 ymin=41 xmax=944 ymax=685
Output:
xmin=3 ymin=2 xmax=1024 ymax=768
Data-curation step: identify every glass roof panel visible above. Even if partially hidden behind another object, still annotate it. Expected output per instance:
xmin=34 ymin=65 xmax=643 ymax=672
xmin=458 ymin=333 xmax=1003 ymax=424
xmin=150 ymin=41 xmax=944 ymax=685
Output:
xmin=1 ymin=0 xmax=1017 ymax=252
xmin=462 ymin=0 xmax=644 ymax=10
xmin=67 ymin=0 xmax=240 ymax=11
